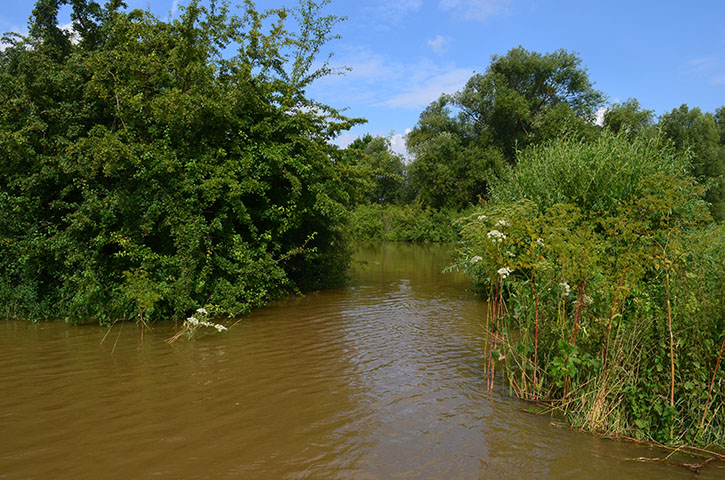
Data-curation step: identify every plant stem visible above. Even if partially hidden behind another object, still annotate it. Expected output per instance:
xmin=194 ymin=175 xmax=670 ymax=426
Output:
xmin=602 ymin=276 xmax=624 ymax=371
xmin=571 ymin=280 xmax=586 ymax=346
xmin=665 ymin=271 xmax=674 ymax=411
xmin=700 ymin=336 xmax=725 ymax=429
xmin=531 ymin=271 xmax=539 ymax=399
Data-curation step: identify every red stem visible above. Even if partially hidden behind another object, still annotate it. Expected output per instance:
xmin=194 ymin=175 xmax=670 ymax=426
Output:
xmin=700 ymin=336 xmax=725 ymax=429
xmin=571 ymin=280 xmax=586 ymax=346
xmin=531 ymin=272 xmax=539 ymax=399
xmin=601 ymin=276 xmax=624 ymax=371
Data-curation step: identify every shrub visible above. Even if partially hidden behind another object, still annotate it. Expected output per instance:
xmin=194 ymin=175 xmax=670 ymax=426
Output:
xmin=0 ymin=0 xmax=359 ymax=323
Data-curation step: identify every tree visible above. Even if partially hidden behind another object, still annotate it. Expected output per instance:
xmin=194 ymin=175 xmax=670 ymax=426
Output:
xmin=451 ymin=46 xmax=604 ymax=160
xmin=404 ymin=47 xmax=601 ymax=210
xmin=347 ymin=135 xmax=406 ymax=205
xmin=405 ymin=98 xmax=506 ymax=209
xmin=659 ymin=105 xmax=724 ymax=221
xmin=715 ymin=105 xmax=725 ymax=146
xmin=603 ymin=98 xmax=654 ymax=137
xmin=0 ymin=0 xmax=362 ymax=322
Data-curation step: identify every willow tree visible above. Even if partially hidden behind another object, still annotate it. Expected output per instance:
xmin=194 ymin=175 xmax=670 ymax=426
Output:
xmin=406 ymin=47 xmax=602 ymax=210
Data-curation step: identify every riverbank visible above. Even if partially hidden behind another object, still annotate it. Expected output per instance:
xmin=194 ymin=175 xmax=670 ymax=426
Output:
xmin=454 ymin=134 xmax=724 ymax=448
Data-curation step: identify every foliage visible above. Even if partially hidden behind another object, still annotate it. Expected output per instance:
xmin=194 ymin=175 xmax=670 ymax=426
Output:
xmin=603 ymin=98 xmax=655 ymax=137
xmin=407 ymin=129 xmax=506 ymax=210
xmin=405 ymin=98 xmax=506 ymax=210
xmin=659 ymin=104 xmax=725 ymax=221
xmin=450 ymin=46 xmax=604 ymax=160
xmin=349 ymin=204 xmax=463 ymax=243
xmin=404 ymin=47 xmax=603 ymax=211
xmin=455 ymin=133 xmax=723 ymax=446
xmin=0 ymin=0 xmax=362 ymax=323
xmin=345 ymin=135 xmax=407 ymax=205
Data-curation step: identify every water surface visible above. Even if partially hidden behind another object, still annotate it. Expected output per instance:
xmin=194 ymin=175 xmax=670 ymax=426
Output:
xmin=1 ymin=243 xmax=720 ymax=479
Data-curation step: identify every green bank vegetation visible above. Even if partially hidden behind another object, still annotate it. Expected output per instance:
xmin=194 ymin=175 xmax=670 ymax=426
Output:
xmin=347 ymin=48 xmax=723 ymax=244
xmin=454 ymin=133 xmax=724 ymax=446
xmin=344 ymin=47 xmax=723 ymax=447
xmin=0 ymin=0 xmax=362 ymax=323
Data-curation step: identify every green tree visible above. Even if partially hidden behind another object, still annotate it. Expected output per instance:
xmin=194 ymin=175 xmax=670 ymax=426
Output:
xmin=715 ymin=105 xmax=725 ymax=146
xmin=405 ymin=97 xmax=506 ymax=210
xmin=0 ymin=0 xmax=362 ymax=322
xmin=603 ymin=98 xmax=654 ymax=137
xmin=347 ymin=135 xmax=406 ymax=205
xmin=452 ymin=46 xmax=604 ymax=160
xmin=405 ymin=47 xmax=602 ymax=210
xmin=659 ymin=105 xmax=724 ymax=221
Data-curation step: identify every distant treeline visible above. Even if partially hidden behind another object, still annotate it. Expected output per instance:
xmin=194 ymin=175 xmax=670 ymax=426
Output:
xmin=347 ymin=47 xmax=724 ymax=224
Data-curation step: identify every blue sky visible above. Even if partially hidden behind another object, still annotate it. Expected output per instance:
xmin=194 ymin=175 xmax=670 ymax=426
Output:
xmin=2 ymin=0 xmax=724 ymax=155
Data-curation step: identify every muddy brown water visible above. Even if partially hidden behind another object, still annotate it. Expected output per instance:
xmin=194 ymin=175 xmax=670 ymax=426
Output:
xmin=1 ymin=243 xmax=722 ymax=479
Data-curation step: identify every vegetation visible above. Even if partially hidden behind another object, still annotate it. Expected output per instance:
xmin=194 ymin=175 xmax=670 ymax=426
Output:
xmin=349 ymin=204 xmax=462 ymax=243
xmin=659 ymin=105 xmax=725 ymax=221
xmin=0 ymin=0 xmax=362 ymax=323
xmin=2 ymin=0 xmax=723 ymax=447
xmin=454 ymin=133 xmax=724 ymax=446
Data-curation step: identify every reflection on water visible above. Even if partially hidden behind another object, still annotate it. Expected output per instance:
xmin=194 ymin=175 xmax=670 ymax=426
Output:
xmin=0 ymin=243 xmax=721 ymax=479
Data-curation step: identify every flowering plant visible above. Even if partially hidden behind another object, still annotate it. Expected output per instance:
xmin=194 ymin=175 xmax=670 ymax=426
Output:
xmin=167 ymin=308 xmax=228 ymax=343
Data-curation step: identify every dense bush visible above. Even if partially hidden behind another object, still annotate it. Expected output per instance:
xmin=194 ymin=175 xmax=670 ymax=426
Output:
xmin=0 ymin=0 xmax=361 ymax=323
xmin=454 ymin=133 xmax=724 ymax=446
xmin=349 ymin=204 xmax=462 ymax=243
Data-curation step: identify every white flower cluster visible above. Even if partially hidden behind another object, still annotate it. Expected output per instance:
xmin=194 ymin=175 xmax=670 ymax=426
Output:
xmin=487 ymin=230 xmax=506 ymax=242
xmin=470 ymin=255 xmax=483 ymax=264
xmin=559 ymin=282 xmax=571 ymax=296
xmin=497 ymin=267 xmax=514 ymax=279
xmin=506 ymin=251 xmax=516 ymax=257
xmin=477 ymin=215 xmax=487 ymax=222
xmin=536 ymin=238 xmax=545 ymax=247
xmin=185 ymin=309 xmax=228 ymax=333
xmin=583 ymin=295 xmax=594 ymax=306
xmin=496 ymin=219 xmax=510 ymax=228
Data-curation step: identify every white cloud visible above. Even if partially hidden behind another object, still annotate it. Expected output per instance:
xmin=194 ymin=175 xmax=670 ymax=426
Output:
xmin=688 ymin=56 xmax=718 ymax=73
xmin=390 ymin=128 xmax=412 ymax=159
xmin=712 ymin=75 xmax=725 ymax=85
xmin=594 ymin=107 xmax=606 ymax=127
xmin=312 ymin=49 xmax=445 ymax=103
xmin=311 ymin=45 xmax=475 ymax=111
xmin=427 ymin=35 xmax=450 ymax=55
xmin=171 ymin=0 xmax=180 ymax=16
xmin=376 ymin=0 xmax=423 ymax=20
xmin=687 ymin=56 xmax=725 ymax=86
xmin=60 ymin=22 xmax=80 ymax=45
xmin=381 ymin=68 xmax=473 ymax=109
xmin=332 ymin=130 xmax=359 ymax=149
xmin=439 ymin=0 xmax=511 ymax=22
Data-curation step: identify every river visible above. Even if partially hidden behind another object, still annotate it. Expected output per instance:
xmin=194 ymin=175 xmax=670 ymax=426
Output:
xmin=1 ymin=243 xmax=720 ymax=479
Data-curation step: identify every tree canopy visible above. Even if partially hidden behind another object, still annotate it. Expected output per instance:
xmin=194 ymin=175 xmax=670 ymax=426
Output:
xmin=659 ymin=104 xmax=724 ymax=221
xmin=404 ymin=47 xmax=603 ymax=210
xmin=452 ymin=46 xmax=604 ymax=159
